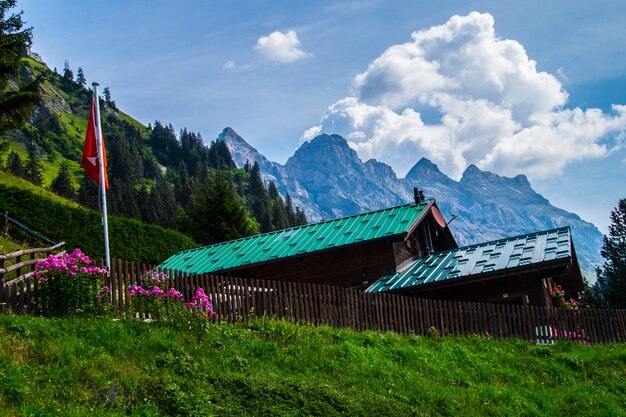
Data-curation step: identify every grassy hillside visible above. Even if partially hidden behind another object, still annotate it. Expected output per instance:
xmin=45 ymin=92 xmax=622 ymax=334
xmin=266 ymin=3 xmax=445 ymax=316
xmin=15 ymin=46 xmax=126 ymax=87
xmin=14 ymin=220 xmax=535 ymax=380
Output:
xmin=0 ymin=315 xmax=624 ymax=416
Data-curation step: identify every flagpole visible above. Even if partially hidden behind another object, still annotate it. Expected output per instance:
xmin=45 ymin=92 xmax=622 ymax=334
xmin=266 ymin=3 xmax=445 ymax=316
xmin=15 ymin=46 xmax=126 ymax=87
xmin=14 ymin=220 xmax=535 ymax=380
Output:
xmin=92 ymin=82 xmax=111 ymax=270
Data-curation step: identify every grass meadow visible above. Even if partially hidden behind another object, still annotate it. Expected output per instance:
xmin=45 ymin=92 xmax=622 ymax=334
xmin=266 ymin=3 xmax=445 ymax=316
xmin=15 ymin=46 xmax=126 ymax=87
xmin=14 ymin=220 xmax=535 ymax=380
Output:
xmin=0 ymin=315 xmax=624 ymax=416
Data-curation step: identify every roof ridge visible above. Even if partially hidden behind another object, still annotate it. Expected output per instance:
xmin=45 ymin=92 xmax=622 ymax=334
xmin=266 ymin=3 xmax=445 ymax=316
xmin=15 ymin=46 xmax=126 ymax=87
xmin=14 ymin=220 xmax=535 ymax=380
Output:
xmin=176 ymin=201 xmax=428 ymax=255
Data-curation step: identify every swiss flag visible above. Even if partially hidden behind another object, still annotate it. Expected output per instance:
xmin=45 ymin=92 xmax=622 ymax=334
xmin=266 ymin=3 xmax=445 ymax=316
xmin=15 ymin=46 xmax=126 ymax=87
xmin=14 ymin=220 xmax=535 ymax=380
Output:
xmin=82 ymin=96 xmax=109 ymax=190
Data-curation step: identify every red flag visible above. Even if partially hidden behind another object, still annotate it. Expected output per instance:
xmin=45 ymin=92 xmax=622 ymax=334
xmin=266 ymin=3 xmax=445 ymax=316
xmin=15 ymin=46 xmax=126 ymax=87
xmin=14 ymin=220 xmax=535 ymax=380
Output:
xmin=82 ymin=96 xmax=109 ymax=190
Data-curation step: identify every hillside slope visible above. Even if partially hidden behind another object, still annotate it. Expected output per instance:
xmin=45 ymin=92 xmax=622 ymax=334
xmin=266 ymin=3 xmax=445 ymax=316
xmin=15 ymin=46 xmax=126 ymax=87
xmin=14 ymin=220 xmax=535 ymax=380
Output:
xmin=0 ymin=315 xmax=625 ymax=416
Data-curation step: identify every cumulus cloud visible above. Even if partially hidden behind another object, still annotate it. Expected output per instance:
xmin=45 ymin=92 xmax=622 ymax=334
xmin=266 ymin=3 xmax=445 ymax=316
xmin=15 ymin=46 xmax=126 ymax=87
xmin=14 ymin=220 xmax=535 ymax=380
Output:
xmin=304 ymin=12 xmax=626 ymax=179
xmin=301 ymin=125 xmax=321 ymax=141
xmin=223 ymin=60 xmax=237 ymax=70
xmin=254 ymin=30 xmax=312 ymax=63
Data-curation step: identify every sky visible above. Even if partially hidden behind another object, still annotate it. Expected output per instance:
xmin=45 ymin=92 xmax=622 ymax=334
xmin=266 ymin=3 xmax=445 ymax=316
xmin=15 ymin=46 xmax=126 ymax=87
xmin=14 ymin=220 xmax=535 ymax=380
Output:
xmin=19 ymin=0 xmax=626 ymax=233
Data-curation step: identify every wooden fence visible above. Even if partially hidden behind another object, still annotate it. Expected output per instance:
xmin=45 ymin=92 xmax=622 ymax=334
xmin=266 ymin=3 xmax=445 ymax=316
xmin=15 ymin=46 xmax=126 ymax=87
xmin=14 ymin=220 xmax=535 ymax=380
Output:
xmin=2 ymin=258 xmax=626 ymax=344
xmin=0 ymin=242 xmax=65 ymax=308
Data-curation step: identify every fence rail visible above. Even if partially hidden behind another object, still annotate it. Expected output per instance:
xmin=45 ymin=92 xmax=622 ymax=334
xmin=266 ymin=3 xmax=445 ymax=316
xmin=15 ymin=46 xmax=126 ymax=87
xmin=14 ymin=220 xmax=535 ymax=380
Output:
xmin=2 ymin=258 xmax=626 ymax=344
xmin=0 ymin=242 xmax=66 ymax=306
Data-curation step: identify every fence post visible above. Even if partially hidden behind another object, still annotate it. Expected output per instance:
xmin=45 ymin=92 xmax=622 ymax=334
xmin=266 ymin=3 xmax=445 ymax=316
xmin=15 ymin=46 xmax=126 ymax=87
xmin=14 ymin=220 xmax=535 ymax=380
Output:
xmin=3 ymin=211 xmax=8 ymax=237
xmin=15 ymin=254 xmax=22 ymax=280
xmin=0 ymin=256 xmax=4 ymax=307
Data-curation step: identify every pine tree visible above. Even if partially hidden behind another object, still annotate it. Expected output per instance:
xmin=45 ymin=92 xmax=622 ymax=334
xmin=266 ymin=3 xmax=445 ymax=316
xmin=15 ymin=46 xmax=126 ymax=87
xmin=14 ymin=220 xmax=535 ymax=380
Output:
xmin=149 ymin=120 xmax=180 ymax=166
xmin=270 ymin=200 xmax=288 ymax=230
xmin=108 ymin=136 xmax=142 ymax=185
xmin=268 ymin=182 xmax=288 ymax=230
xmin=103 ymin=86 xmax=116 ymax=108
xmin=24 ymin=145 xmax=43 ymax=186
xmin=294 ymin=207 xmax=307 ymax=226
xmin=174 ymin=160 xmax=193 ymax=209
xmin=77 ymin=175 xmax=99 ymax=210
xmin=190 ymin=171 xmax=258 ymax=244
xmin=149 ymin=175 xmax=178 ymax=228
xmin=6 ymin=150 xmax=24 ymax=177
xmin=0 ymin=0 xmax=41 ymax=134
xmin=208 ymin=140 xmax=236 ymax=170
xmin=103 ymin=87 xmax=111 ymax=103
xmin=76 ymin=67 xmax=86 ymax=87
xmin=109 ymin=178 xmax=140 ymax=219
xmin=50 ymin=163 xmax=75 ymax=200
xmin=247 ymin=161 xmax=271 ymax=230
xmin=268 ymin=181 xmax=280 ymax=200
xmin=62 ymin=60 xmax=73 ymax=83
xmin=595 ymin=199 xmax=626 ymax=308
xmin=285 ymin=193 xmax=296 ymax=226
xmin=136 ymin=185 xmax=151 ymax=223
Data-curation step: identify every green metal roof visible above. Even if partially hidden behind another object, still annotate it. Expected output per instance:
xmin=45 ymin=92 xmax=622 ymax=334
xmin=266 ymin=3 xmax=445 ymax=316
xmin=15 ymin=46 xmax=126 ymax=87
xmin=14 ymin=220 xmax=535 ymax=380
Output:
xmin=160 ymin=201 xmax=432 ymax=275
xmin=367 ymin=227 xmax=576 ymax=294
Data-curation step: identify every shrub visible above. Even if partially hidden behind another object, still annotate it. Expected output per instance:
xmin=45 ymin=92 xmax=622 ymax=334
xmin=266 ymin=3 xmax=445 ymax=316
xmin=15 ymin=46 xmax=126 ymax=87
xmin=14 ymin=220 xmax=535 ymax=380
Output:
xmin=31 ymin=248 xmax=108 ymax=316
xmin=0 ymin=183 xmax=197 ymax=264
xmin=128 ymin=269 xmax=216 ymax=324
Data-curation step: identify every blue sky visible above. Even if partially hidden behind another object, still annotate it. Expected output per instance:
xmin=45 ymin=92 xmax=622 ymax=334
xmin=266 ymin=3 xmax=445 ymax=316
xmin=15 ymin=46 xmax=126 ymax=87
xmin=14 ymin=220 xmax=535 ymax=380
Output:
xmin=20 ymin=0 xmax=626 ymax=232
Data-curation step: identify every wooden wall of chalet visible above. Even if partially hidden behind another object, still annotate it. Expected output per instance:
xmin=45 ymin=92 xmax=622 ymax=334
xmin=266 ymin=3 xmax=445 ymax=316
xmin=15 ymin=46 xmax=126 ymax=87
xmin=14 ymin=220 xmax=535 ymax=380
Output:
xmin=218 ymin=213 xmax=458 ymax=291
xmin=389 ymin=272 xmax=560 ymax=307
xmin=225 ymin=238 xmax=401 ymax=290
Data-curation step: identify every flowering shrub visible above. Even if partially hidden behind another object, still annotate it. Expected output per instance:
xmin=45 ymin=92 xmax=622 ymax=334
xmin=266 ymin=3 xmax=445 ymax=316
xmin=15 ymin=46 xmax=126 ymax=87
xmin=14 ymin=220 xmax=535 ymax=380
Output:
xmin=551 ymin=328 xmax=591 ymax=346
xmin=563 ymin=298 xmax=580 ymax=310
xmin=551 ymin=285 xmax=565 ymax=299
xmin=550 ymin=284 xmax=580 ymax=310
xmin=186 ymin=288 xmax=217 ymax=318
xmin=31 ymin=248 xmax=108 ymax=316
xmin=128 ymin=269 xmax=216 ymax=322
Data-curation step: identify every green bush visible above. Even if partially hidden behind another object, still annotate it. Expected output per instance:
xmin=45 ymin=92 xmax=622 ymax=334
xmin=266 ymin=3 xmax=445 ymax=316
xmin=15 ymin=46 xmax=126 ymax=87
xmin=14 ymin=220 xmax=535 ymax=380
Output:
xmin=33 ymin=248 xmax=109 ymax=316
xmin=0 ymin=183 xmax=197 ymax=264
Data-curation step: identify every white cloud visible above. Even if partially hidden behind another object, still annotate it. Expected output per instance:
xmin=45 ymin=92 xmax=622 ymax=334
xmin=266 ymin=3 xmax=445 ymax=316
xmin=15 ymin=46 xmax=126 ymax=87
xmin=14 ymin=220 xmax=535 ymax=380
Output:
xmin=223 ymin=60 xmax=237 ymax=70
xmin=301 ymin=125 xmax=321 ymax=141
xmin=304 ymin=12 xmax=626 ymax=179
xmin=254 ymin=30 xmax=312 ymax=63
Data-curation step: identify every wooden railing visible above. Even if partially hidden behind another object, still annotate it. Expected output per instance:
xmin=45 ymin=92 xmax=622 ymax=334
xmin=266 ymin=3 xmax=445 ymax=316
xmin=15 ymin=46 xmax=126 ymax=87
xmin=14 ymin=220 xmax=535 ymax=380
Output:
xmin=2 ymin=258 xmax=626 ymax=344
xmin=0 ymin=242 xmax=65 ymax=283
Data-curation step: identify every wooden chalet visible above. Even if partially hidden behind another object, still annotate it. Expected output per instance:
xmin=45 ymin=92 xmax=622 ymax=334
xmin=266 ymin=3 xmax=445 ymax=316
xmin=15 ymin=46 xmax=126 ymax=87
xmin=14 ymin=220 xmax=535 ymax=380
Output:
xmin=160 ymin=195 xmax=456 ymax=289
xmin=161 ymin=193 xmax=584 ymax=307
xmin=367 ymin=227 xmax=583 ymax=307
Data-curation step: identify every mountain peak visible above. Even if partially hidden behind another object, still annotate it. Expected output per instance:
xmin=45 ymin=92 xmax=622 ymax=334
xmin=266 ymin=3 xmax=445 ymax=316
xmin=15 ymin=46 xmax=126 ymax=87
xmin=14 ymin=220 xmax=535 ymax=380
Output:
xmin=307 ymin=133 xmax=350 ymax=147
xmin=461 ymin=164 xmax=531 ymax=188
xmin=461 ymin=164 xmax=483 ymax=179
xmin=405 ymin=157 xmax=442 ymax=177
xmin=218 ymin=127 xmax=268 ymax=169
xmin=290 ymin=134 xmax=356 ymax=164
xmin=219 ymin=127 xmax=240 ymax=141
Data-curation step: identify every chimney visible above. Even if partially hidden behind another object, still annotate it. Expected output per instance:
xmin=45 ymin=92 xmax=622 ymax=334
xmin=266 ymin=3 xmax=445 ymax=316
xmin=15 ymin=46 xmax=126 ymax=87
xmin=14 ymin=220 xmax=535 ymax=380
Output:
xmin=413 ymin=187 xmax=421 ymax=204
xmin=418 ymin=190 xmax=425 ymax=202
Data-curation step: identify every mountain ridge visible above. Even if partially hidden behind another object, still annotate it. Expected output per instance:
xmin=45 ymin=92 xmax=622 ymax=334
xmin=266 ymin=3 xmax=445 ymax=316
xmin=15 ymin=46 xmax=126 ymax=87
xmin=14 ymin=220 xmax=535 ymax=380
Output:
xmin=220 ymin=128 xmax=603 ymax=271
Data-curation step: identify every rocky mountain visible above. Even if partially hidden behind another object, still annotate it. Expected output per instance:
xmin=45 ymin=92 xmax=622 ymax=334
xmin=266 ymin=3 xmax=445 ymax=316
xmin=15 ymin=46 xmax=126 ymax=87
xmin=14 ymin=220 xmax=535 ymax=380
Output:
xmin=220 ymin=128 xmax=603 ymax=271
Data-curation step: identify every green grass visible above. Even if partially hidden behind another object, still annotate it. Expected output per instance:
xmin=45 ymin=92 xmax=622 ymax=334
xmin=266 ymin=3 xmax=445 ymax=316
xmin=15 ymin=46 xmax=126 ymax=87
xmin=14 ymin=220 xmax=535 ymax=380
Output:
xmin=0 ymin=316 xmax=624 ymax=416
xmin=0 ymin=236 xmax=24 ymax=254
xmin=118 ymin=111 xmax=150 ymax=138
xmin=20 ymin=57 xmax=48 ymax=73
xmin=0 ymin=170 xmax=78 ymax=207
